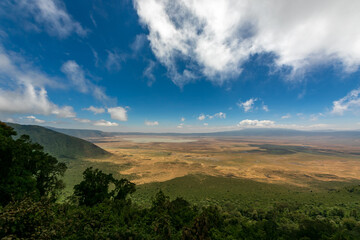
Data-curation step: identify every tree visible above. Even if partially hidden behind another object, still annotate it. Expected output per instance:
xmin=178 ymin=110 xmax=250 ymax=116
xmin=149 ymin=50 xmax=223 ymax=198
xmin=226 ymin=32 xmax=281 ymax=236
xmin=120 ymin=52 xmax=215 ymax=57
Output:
xmin=112 ymin=178 xmax=136 ymax=201
xmin=0 ymin=122 xmax=67 ymax=206
xmin=73 ymin=167 xmax=113 ymax=206
xmin=73 ymin=167 xmax=136 ymax=206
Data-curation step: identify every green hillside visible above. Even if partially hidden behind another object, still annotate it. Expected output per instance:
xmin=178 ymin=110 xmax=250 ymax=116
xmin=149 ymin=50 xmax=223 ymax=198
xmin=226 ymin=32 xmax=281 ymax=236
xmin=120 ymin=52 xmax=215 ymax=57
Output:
xmin=133 ymin=174 xmax=360 ymax=209
xmin=7 ymin=123 xmax=111 ymax=159
xmin=48 ymin=127 xmax=112 ymax=139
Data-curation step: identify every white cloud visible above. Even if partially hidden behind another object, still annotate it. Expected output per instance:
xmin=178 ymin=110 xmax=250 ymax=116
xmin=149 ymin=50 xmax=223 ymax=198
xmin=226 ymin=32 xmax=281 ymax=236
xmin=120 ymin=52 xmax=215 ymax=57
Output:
xmin=106 ymin=50 xmax=125 ymax=71
xmin=14 ymin=0 xmax=87 ymax=38
xmin=262 ymin=105 xmax=269 ymax=112
xmin=90 ymin=13 xmax=97 ymax=28
xmin=74 ymin=118 xmax=91 ymax=123
xmin=143 ymin=60 xmax=156 ymax=86
xmin=177 ymin=123 xmax=184 ymax=128
xmin=131 ymin=34 xmax=147 ymax=53
xmin=108 ymin=107 xmax=128 ymax=121
xmin=281 ymin=114 xmax=291 ymax=119
xmin=83 ymin=106 xmax=105 ymax=114
xmin=310 ymin=113 xmax=324 ymax=121
xmin=26 ymin=115 xmax=45 ymax=124
xmin=297 ymin=113 xmax=305 ymax=119
xmin=145 ymin=120 xmax=159 ymax=126
xmin=198 ymin=114 xmax=206 ymax=121
xmin=3 ymin=118 xmax=15 ymax=123
xmin=0 ymin=82 xmax=75 ymax=118
xmin=331 ymin=88 xmax=360 ymax=115
xmin=134 ymin=0 xmax=360 ymax=86
xmin=213 ymin=112 xmax=226 ymax=119
xmin=237 ymin=98 xmax=257 ymax=112
xmin=0 ymin=47 xmax=61 ymax=88
xmin=237 ymin=119 xmax=275 ymax=128
xmin=203 ymin=123 xmax=208 ymax=126
xmin=181 ymin=117 xmax=185 ymax=122
xmin=61 ymin=60 xmax=110 ymax=102
xmin=199 ymin=112 xmax=226 ymax=120
xmin=74 ymin=117 xmax=120 ymax=127
xmin=93 ymin=119 xmax=119 ymax=127
xmin=61 ymin=60 xmax=88 ymax=93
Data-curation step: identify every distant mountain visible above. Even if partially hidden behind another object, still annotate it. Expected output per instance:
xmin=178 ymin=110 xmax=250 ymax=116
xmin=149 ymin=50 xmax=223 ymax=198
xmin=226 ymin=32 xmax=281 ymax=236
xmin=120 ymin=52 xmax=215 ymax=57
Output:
xmin=47 ymin=126 xmax=360 ymax=139
xmin=200 ymin=128 xmax=360 ymax=138
xmin=7 ymin=123 xmax=111 ymax=159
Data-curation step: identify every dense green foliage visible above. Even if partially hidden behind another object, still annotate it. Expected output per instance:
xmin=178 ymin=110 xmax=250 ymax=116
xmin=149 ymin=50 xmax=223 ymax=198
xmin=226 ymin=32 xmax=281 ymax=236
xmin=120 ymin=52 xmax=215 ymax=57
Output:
xmin=7 ymin=123 xmax=111 ymax=159
xmin=2 ymin=122 xmax=360 ymax=239
xmin=132 ymin=174 xmax=360 ymax=210
xmin=73 ymin=167 xmax=135 ymax=206
xmin=2 ymin=187 xmax=360 ymax=239
xmin=0 ymin=122 xmax=66 ymax=206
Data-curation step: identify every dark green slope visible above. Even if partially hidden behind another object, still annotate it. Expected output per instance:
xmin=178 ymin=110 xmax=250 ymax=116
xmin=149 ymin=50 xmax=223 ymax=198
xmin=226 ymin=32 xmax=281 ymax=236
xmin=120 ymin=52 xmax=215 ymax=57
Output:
xmin=7 ymin=123 xmax=111 ymax=159
xmin=133 ymin=174 xmax=360 ymax=209
xmin=47 ymin=127 xmax=112 ymax=139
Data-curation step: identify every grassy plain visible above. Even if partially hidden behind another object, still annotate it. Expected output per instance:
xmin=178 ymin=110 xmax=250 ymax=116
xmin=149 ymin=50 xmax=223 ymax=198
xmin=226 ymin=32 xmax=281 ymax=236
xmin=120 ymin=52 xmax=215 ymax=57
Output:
xmin=63 ymin=135 xmax=360 ymax=207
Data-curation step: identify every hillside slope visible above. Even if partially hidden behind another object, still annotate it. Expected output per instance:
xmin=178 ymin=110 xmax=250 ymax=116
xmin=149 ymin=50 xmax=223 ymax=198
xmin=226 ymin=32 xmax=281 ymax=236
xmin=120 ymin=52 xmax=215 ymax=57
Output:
xmin=47 ymin=127 xmax=112 ymax=139
xmin=7 ymin=123 xmax=111 ymax=159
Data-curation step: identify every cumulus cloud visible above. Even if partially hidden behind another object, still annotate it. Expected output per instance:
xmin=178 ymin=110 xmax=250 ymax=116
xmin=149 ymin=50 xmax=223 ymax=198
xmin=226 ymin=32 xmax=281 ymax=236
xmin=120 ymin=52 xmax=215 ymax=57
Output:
xmin=83 ymin=106 xmax=105 ymax=114
xmin=134 ymin=0 xmax=360 ymax=86
xmin=0 ymin=47 xmax=75 ymax=118
xmin=108 ymin=107 xmax=128 ymax=121
xmin=74 ymin=118 xmax=91 ymax=123
xmin=262 ymin=105 xmax=269 ymax=112
xmin=93 ymin=119 xmax=119 ymax=127
xmin=74 ymin=117 xmax=119 ymax=127
xmin=213 ymin=112 xmax=226 ymax=119
xmin=3 ymin=118 xmax=15 ymax=123
xmin=61 ymin=60 xmax=110 ymax=102
xmin=197 ymin=114 xmax=206 ymax=121
xmin=237 ymin=119 xmax=275 ymax=128
xmin=310 ymin=113 xmax=324 ymax=121
xmin=281 ymin=114 xmax=291 ymax=119
xmin=145 ymin=120 xmax=159 ymax=126
xmin=237 ymin=98 xmax=257 ymax=112
xmin=26 ymin=115 xmax=45 ymax=124
xmin=0 ymin=50 xmax=75 ymax=119
xmin=198 ymin=112 xmax=226 ymax=120
xmin=331 ymin=88 xmax=360 ymax=115
xmin=4 ymin=0 xmax=87 ymax=38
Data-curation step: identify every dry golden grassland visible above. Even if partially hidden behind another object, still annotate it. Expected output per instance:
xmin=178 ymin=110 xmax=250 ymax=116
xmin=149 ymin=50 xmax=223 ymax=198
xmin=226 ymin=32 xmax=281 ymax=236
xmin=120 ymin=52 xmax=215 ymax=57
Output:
xmin=85 ymin=135 xmax=360 ymax=187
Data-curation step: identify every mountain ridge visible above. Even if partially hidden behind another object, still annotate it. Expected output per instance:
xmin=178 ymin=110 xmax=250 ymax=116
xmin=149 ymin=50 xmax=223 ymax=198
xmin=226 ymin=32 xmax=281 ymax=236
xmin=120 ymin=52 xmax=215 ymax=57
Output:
xmin=46 ymin=126 xmax=360 ymax=139
xmin=7 ymin=123 xmax=111 ymax=159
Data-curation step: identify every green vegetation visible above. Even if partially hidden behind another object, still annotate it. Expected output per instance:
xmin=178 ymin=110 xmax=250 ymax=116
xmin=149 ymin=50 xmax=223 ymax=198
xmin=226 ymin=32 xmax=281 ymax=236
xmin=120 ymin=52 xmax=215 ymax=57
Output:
xmin=0 ymin=122 xmax=66 ymax=206
xmin=61 ymin=159 xmax=132 ymax=198
xmin=132 ymin=174 xmax=360 ymax=210
xmin=73 ymin=167 xmax=135 ymax=206
xmin=247 ymin=144 xmax=360 ymax=157
xmin=47 ymin=127 xmax=112 ymax=138
xmin=3 ymin=122 xmax=360 ymax=239
xmin=7 ymin=123 xmax=111 ymax=159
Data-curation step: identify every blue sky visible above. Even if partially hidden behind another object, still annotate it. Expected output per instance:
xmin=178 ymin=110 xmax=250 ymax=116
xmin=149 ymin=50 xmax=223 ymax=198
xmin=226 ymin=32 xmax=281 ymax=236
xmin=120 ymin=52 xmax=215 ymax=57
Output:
xmin=0 ymin=0 xmax=360 ymax=132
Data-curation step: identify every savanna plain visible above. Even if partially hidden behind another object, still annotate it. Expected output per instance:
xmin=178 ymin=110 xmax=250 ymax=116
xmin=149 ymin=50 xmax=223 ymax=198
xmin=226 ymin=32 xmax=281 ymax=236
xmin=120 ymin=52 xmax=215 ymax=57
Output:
xmin=65 ymin=134 xmax=360 ymax=209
